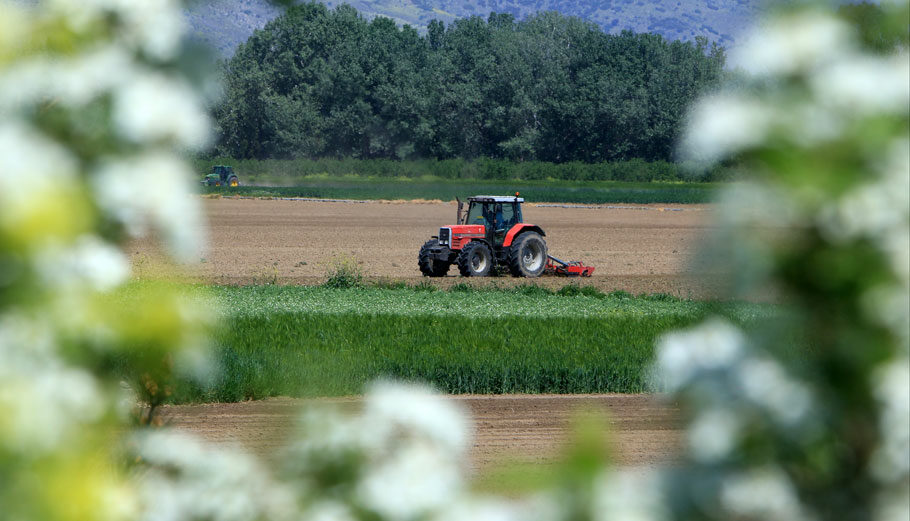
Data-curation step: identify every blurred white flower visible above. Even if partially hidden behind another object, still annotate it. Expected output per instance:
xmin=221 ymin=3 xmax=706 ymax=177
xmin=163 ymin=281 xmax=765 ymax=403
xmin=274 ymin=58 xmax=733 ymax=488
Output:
xmin=861 ymin=286 xmax=910 ymax=349
xmin=48 ymin=0 xmax=187 ymax=60
xmin=820 ymin=182 xmax=902 ymax=242
xmin=362 ymin=380 xmax=471 ymax=456
xmin=358 ymin=443 xmax=462 ymax=521
xmin=784 ymin=100 xmax=846 ymax=147
xmin=681 ymin=94 xmax=772 ymax=164
xmin=655 ymin=319 xmax=746 ymax=391
xmin=687 ymin=408 xmax=741 ymax=463
xmin=136 ymin=431 xmax=298 ymax=521
xmin=290 ymin=406 xmax=365 ymax=460
xmin=730 ymin=11 xmax=852 ymax=78
xmin=0 ymin=368 xmax=103 ymax=453
xmin=716 ymin=181 xmax=803 ymax=229
xmin=302 ymin=501 xmax=357 ymax=521
xmin=0 ymin=314 xmax=59 ymax=369
xmin=592 ymin=469 xmax=668 ymax=521
xmin=870 ymin=359 xmax=910 ymax=484
xmin=93 ymin=152 xmax=204 ymax=262
xmin=120 ymin=0 xmax=187 ymax=60
xmin=35 ymin=235 xmax=130 ymax=291
xmin=721 ymin=467 xmax=811 ymax=521
xmin=737 ymin=357 xmax=812 ymax=426
xmin=883 ymin=227 xmax=910 ymax=287
xmin=114 ymin=72 xmax=210 ymax=149
xmin=434 ymin=497 xmax=526 ymax=521
xmin=0 ymin=46 xmax=133 ymax=110
xmin=0 ymin=121 xmax=77 ymax=209
xmin=812 ymin=52 xmax=910 ymax=116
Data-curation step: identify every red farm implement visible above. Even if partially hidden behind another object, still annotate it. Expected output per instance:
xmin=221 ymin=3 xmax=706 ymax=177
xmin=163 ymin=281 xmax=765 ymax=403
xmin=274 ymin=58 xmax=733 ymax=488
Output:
xmin=544 ymin=255 xmax=595 ymax=277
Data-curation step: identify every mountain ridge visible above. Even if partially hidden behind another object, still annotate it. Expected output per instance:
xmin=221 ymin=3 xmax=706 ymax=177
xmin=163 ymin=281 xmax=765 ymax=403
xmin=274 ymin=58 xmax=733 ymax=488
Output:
xmin=185 ymin=0 xmax=763 ymax=56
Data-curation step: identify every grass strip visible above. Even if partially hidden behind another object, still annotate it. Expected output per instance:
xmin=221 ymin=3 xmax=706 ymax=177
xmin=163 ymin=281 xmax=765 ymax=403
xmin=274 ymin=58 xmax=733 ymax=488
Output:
xmin=165 ymin=285 xmax=769 ymax=403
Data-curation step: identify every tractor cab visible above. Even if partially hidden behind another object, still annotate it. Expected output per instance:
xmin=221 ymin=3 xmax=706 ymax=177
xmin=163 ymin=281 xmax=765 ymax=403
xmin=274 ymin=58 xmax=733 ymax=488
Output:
xmin=461 ymin=196 xmax=523 ymax=244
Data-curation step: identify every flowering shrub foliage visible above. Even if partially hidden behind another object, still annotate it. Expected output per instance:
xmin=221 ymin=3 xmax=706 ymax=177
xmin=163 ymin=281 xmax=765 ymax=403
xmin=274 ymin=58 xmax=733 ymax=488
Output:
xmin=0 ymin=0 xmax=211 ymax=518
xmin=663 ymin=2 xmax=910 ymax=520
xmin=0 ymin=1 xmax=907 ymax=521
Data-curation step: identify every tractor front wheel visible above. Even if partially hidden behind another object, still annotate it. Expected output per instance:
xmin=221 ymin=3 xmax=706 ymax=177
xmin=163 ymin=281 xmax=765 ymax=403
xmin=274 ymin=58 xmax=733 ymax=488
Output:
xmin=418 ymin=239 xmax=451 ymax=277
xmin=457 ymin=241 xmax=493 ymax=277
xmin=508 ymin=232 xmax=547 ymax=277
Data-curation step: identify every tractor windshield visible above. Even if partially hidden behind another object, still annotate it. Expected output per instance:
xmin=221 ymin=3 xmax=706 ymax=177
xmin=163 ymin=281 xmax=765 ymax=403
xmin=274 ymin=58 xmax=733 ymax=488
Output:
xmin=465 ymin=201 xmax=521 ymax=229
xmin=465 ymin=203 xmax=488 ymax=225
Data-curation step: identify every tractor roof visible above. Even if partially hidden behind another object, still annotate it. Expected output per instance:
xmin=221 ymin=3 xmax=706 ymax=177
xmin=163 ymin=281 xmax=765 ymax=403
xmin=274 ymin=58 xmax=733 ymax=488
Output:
xmin=468 ymin=195 xmax=524 ymax=203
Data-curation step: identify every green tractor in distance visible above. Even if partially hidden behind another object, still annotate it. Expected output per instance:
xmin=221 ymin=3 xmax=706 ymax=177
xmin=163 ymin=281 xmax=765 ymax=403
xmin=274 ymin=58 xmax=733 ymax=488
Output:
xmin=201 ymin=165 xmax=239 ymax=187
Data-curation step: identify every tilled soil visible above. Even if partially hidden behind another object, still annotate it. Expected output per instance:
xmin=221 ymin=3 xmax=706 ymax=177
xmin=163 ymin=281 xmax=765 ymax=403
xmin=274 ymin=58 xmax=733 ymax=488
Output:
xmin=159 ymin=394 xmax=681 ymax=472
xmin=130 ymin=198 xmax=720 ymax=297
xmin=142 ymin=198 xmax=698 ymax=472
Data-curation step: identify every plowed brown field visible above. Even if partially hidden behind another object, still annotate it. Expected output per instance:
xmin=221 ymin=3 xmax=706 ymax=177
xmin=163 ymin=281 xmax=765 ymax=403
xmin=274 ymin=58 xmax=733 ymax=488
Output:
xmin=131 ymin=197 xmax=719 ymax=296
xmin=143 ymin=198 xmax=701 ymax=470
xmin=160 ymin=394 xmax=681 ymax=472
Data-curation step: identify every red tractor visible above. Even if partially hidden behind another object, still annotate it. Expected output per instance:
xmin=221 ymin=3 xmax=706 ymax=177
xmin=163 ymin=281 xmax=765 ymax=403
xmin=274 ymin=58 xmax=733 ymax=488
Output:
xmin=418 ymin=195 xmax=548 ymax=277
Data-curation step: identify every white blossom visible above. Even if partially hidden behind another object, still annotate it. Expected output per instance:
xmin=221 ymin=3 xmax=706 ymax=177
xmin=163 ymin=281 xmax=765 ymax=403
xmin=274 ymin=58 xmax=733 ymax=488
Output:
xmin=730 ymin=11 xmax=852 ymax=78
xmin=870 ymin=359 xmax=910 ymax=484
xmin=0 ymin=122 xmax=77 ymax=210
xmin=737 ymin=357 xmax=813 ymax=425
xmin=357 ymin=443 xmax=462 ymax=521
xmin=434 ymin=497 xmax=526 ymax=521
xmin=592 ymin=470 xmax=668 ymax=521
xmin=302 ymin=501 xmax=358 ymax=521
xmin=361 ymin=380 xmax=471 ymax=456
xmin=0 ymin=314 xmax=59 ymax=369
xmin=35 ymin=235 xmax=130 ymax=291
xmin=715 ymin=181 xmax=803 ymax=229
xmin=0 ymin=46 xmax=134 ymax=110
xmin=0 ymin=367 xmax=103 ymax=453
xmin=135 ymin=431 xmax=298 ymax=521
xmin=681 ymin=93 xmax=773 ymax=164
xmin=861 ymin=284 xmax=910 ymax=350
xmin=687 ymin=408 xmax=742 ymax=463
xmin=812 ymin=52 xmax=910 ymax=116
xmin=113 ymin=71 xmax=210 ymax=149
xmin=819 ymin=176 xmax=910 ymax=245
xmin=93 ymin=152 xmax=205 ymax=262
xmin=655 ymin=319 xmax=746 ymax=391
xmin=48 ymin=0 xmax=187 ymax=60
xmin=721 ymin=467 xmax=812 ymax=521
xmin=782 ymin=100 xmax=846 ymax=148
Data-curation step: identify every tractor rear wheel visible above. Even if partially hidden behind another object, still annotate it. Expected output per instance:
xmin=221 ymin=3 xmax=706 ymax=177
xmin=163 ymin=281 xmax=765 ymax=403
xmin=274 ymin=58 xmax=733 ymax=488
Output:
xmin=508 ymin=232 xmax=547 ymax=277
xmin=418 ymin=239 xmax=451 ymax=277
xmin=228 ymin=176 xmax=239 ymax=187
xmin=457 ymin=241 xmax=493 ymax=277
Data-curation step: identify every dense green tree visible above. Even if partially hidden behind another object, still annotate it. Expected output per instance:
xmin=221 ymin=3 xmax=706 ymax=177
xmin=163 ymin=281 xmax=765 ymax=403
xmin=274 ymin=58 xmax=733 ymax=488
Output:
xmin=215 ymin=2 xmax=726 ymax=161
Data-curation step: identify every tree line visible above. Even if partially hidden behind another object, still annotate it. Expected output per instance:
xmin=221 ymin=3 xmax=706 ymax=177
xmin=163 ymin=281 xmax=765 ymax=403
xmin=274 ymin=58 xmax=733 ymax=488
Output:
xmin=214 ymin=2 xmax=726 ymax=163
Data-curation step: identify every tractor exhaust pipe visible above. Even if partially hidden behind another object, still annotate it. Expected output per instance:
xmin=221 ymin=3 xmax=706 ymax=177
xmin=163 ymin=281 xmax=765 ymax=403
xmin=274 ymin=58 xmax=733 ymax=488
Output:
xmin=456 ymin=197 xmax=464 ymax=225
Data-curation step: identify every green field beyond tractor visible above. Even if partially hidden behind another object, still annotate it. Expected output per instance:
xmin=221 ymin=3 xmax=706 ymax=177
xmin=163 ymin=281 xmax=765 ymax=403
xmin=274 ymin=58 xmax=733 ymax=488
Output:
xmin=202 ymin=165 xmax=240 ymax=187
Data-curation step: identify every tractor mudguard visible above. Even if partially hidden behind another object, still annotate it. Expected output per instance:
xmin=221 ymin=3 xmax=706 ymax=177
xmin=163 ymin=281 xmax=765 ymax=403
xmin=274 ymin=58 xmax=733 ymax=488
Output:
xmin=502 ymin=224 xmax=545 ymax=247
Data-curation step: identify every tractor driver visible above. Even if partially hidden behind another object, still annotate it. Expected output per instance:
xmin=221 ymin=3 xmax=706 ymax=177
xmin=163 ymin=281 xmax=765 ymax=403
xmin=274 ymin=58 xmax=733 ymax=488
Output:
xmin=493 ymin=203 xmax=505 ymax=230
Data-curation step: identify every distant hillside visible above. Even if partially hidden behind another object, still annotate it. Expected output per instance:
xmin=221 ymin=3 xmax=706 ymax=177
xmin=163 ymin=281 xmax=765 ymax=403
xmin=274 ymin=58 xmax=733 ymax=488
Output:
xmin=185 ymin=0 xmax=762 ymax=56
